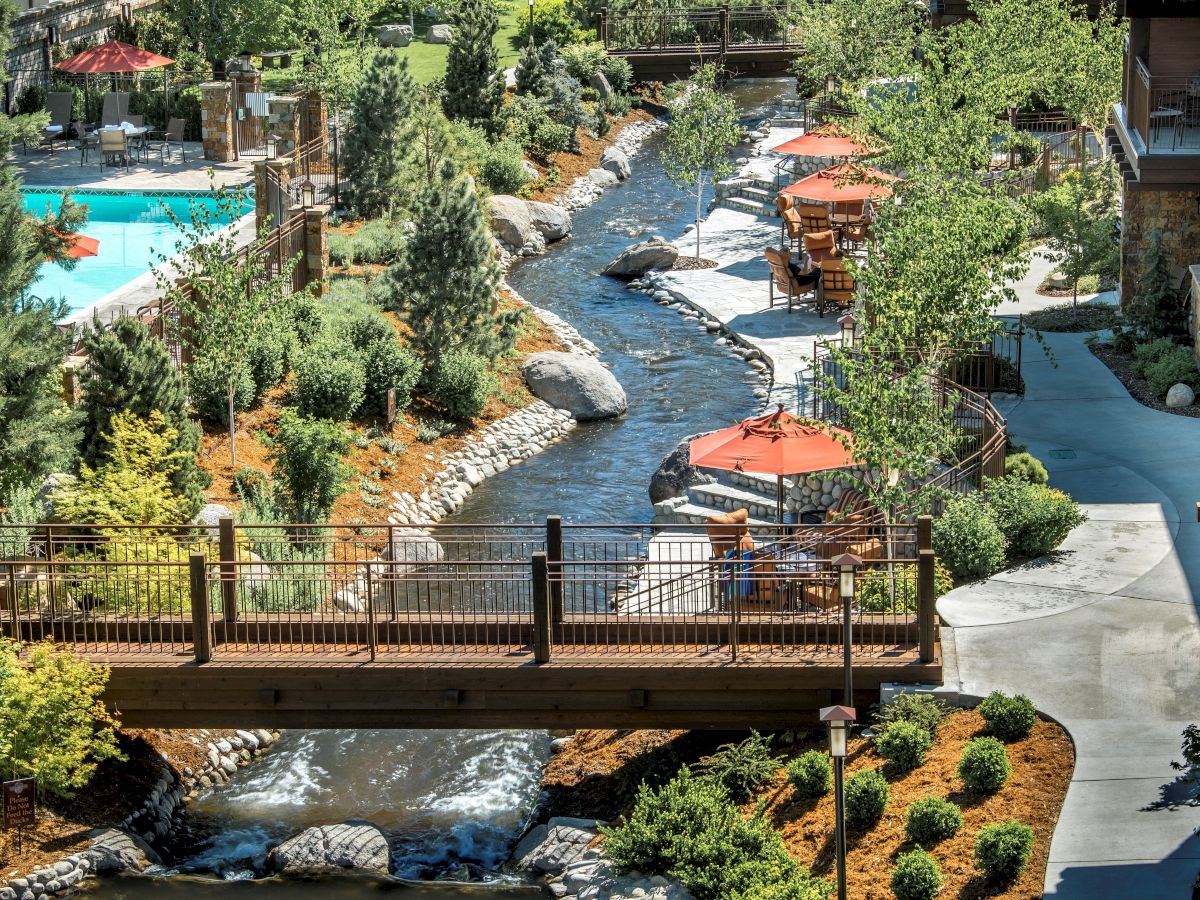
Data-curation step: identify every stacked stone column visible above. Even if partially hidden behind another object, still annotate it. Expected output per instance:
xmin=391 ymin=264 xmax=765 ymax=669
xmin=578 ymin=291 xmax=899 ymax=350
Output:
xmin=199 ymin=82 xmax=233 ymax=162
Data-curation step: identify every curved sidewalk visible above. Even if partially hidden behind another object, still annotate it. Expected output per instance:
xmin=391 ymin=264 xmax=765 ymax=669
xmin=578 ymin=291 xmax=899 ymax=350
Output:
xmin=939 ymin=330 xmax=1200 ymax=898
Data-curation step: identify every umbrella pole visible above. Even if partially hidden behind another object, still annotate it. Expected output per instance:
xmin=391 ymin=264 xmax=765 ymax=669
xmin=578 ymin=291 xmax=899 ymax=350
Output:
xmin=776 ymin=474 xmax=784 ymax=525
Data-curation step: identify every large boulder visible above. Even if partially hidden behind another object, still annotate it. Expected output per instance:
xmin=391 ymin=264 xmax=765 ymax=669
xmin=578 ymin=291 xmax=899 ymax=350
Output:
xmin=425 ymin=23 xmax=453 ymax=43
xmin=522 ymin=353 xmax=627 ymax=421
xmin=588 ymin=168 xmax=620 ymax=188
xmin=589 ymin=71 xmax=613 ymax=99
xmin=192 ymin=502 xmax=233 ymax=530
xmin=649 ymin=432 xmax=717 ymax=504
xmin=376 ymin=24 xmax=413 ymax=47
xmin=86 ymin=828 xmax=161 ymax=874
xmin=267 ymin=821 xmax=390 ymax=875
xmin=602 ymin=236 xmax=679 ymax=278
xmin=1166 ymin=382 xmax=1195 ymax=408
xmin=35 ymin=472 xmax=76 ymax=521
xmin=384 ymin=528 xmax=445 ymax=573
xmin=488 ymin=195 xmax=534 ymax=247
xmin=526 ymin=201 xmax=572 ymax=241
xmin=512 ymin=817 xmax=602 ymax=875
xmin=600 ymin=147 xmax=631 ymax=180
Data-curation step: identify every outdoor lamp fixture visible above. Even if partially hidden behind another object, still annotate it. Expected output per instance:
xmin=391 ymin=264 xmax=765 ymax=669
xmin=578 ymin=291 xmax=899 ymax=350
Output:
xmin=837 ymin=312 xmax=856 ymax=346
xmin=301 ymin=180 xmax=316 ymax=207
xmin=831 ymin=552 xmax=861 ymax=706
xmin=821 ymin=704 xmax=857 ymax=900
xmin=46 ymin=25 xmax=59 ymax=45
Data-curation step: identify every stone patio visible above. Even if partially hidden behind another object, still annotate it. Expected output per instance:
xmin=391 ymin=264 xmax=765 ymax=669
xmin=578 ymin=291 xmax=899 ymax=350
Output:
xmin=10 ymin=141 xmax=255 ymax=191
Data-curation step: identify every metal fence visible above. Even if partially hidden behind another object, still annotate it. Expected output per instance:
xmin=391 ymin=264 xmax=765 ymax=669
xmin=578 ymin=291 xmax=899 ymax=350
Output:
xmin=600 ymin=4 xmax=794 ymax=51
xmin=0 ymin=517 xmax=938 ymax=664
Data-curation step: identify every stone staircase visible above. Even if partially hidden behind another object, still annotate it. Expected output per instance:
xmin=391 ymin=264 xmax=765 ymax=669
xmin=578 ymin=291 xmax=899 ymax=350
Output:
xmin=773 ymin=97 xmax=808 ymax=128
xmin=653 ymin=470 xmax=793 ymax=525
xmin=713 ymin=173 xmax=782 ymax=217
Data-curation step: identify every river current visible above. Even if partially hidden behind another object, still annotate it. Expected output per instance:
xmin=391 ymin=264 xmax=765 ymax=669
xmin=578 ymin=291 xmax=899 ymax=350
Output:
xmin=83 ymin=79 xmax=787 ymax=899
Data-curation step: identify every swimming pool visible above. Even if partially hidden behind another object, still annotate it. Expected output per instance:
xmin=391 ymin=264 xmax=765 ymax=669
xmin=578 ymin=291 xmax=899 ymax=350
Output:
xmin=22 ymin=189 xmax=251 ymax=313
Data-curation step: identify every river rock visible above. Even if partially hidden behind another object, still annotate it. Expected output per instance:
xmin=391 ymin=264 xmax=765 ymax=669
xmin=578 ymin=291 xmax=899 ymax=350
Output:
xmin=488 ymin=195 xmax=534 ymax=247
xmin=589 ymin=70 xmax=613 ymax=99
xmin=384 ymin=528 xmax=445 ymax=572
xmin=85 ymin=828 xmax=161 ymax=873
xmin=267 ymin=821 xmax=390 ymax=875
xmin=649 ymin=432 xmax=717 ymax=504
xmin=1166 ymin=382 xmax=1195 ymax=408
xmin=588 ymin=167 xmax=620 ymax=188
xmin=600 ymin=146 xmax=631 ymax=180
xmin=425 ymin=23 xmax=453 ymax=43
xmin=602 ymin=236 xmax=679 ymax=278
xmin=191 ymin=502 xmax=233 ymax=534
xmin=513 ymin=817 xmax=602 ymax=875
xmin=36 ymin=471 xmax=76 ymax=520
xmin=522 ymin=353 xmax=627 ymax=421
xmin=376 ymin=23 xmax=413 ymax=46
xmin=526 ymin=201 xmax=572 ymax=241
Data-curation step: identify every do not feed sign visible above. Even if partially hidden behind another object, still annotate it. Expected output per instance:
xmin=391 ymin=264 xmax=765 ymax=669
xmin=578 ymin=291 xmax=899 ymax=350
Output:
xmin=2 ymin=778 xmax=36 ymax=828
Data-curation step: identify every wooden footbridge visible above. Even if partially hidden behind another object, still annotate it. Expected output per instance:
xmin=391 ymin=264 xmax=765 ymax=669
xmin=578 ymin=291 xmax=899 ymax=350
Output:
xmin=0 ymin=518 xmax=942 ymax=730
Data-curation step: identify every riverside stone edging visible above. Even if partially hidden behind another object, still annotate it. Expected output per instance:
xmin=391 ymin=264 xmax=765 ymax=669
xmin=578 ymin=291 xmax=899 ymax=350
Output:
xmin=0 ymin=729 xmax=280 ymax=900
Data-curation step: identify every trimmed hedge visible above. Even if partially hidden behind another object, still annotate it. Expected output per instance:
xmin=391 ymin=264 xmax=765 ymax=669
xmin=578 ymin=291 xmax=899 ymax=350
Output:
xmin=786 ymin=750 xmax=831 ymax=800
xmin=904 ymin=795 xmax=963 ymax=846
xmin=974 ymin=820 xmax=1035 ymax=882
xmin=978 ymin=691 xmax=1038 ymax=741
xmin=844 ymin=768 xmax=889 ymax=828
xmin=958 ymin=737 xmax=1011 ymax=794
xmin=890 ymin=848 xmax=942 ymax=900
xmin=874 ymin=720 xmax=933 ymax=772
xmin=428 ymin=350 xmax=494 ymax=421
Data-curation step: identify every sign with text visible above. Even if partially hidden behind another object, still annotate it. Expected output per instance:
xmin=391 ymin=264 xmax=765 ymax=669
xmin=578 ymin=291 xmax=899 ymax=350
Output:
xmin=2 ymin=778 xmax=36 ymax=828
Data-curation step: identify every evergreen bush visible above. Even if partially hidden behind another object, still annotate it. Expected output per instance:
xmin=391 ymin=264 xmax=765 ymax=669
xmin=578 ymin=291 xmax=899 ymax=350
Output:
xmin=844 ymin=768 xmax=889 ymax=828
xmin=890 ymin=848 xmax=942 ymax=900
xmin=444 ymin=0 xmax=505 ymax=131
xmin=932 ymin=492 xmax=1007 ymax=581
xmin=293 ymin=340 xmax=367 ymax=420
xmin=1144 ymin=345 xmax=1200 ymax=400
xmin=480 ymin=139 xmax=531 ymax=195
xmin=247 ymin=318 xmax=287 ymax=398
xmin=428 ymin=350 xmax=494 ymax=421
xmin=360 ymin=338 xmax=421 ymax=418
xmin=978 ymin=691 xmax=1038 ymax=741
xmin=695 ymin=730 xmax=779 ymax=803
xmin=270 ymin=410 xmax=352 ymax=523
xmin=786 ymin=750 xmax=831 ymax=800
xmin=560 ymin=41 xmax=606 ymax=83
xmin=904 ymin=795 xmax=963 ymax=845
xmin=958 ymin=737 xmax=1011 ymax=793
xmin=973 ymin=821 xmax=1035 ymax=882
xmin=600 ymin=55 xmax=634 ymax=94
xmin=187 ymin=352 xmax=255 ymax=426
xmin=342 ymin=51 xmax=416 ymax=217
xmin=515 ymin=40 xmax=553 ymax=97
xmin=875 ymin=720 xmax=934 ymax=772
xmin=1004 ymin=451 xmax=1048 ymax=484
xmin=615 ymin=742 xmax=683 ymax=804
xmin=1132 ymin=336 xmax=1181 ymax=376
xmin=983 ymin=476 xmax=1086 ymax=560
xmin=874 ymin=693 xmax=951 ymax=737
xmin=1126 ymin=230 xmax=1189 ymax=342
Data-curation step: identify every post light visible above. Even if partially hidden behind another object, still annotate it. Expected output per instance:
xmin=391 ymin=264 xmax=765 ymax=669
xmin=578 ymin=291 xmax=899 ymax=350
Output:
xmin=300 ymin=179 xmax=316 ymax=207
xmin=528 ymin=0 xmax=536 ymax=48
xmin=837 ymin=312 xmax=856 ymax=346
xmin=831 ymin=552 xmax=861 ymax=707
xmin=821 ymin=704 xmax=857 ymax=900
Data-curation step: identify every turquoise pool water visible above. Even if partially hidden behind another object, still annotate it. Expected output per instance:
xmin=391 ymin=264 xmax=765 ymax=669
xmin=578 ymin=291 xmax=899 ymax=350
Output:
xmin=22 ymin=190 xmax=250 ymax=313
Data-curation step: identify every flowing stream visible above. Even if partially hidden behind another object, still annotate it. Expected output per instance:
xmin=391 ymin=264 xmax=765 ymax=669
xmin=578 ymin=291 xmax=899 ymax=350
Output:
xmin=82 ymin=80 xmax=787 ymax=899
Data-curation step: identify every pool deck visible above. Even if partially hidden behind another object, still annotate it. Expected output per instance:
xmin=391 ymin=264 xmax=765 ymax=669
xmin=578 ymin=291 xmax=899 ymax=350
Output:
xmin=9 ymin=142 xmax=255 ymax=192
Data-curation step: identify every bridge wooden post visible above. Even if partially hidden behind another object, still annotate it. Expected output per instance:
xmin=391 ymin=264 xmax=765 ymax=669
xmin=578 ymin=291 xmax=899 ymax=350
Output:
xmin=532 ymin=552 xmax=551 ymax=663
xmin=546 ymin=516 xmax=564 ymax=623
xmin=917 ymin=516 xmax=936 ymax=663
xmin=599 ymin=7 xmax=608 ymax=47
xmin=218 ymin=516 xmax=238 ymax=622
xmin=190 ymin=553 xmax=211 ymax=664
xmin=720 ymin=5 xmax=729 ymax=56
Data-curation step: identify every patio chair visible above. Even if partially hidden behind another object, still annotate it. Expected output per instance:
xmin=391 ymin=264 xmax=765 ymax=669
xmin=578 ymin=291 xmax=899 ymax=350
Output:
xmin=42 ymin=92 xmax=74 ymax=152
xmin=799 ymin=203 xmax=838 ymax=238
xmin=154 ymin=117 xmax=187 ymax=164
xmin=764 ymin=247 xmax=817 ymax=314
xmin=99 ymin=92 xmax=130 ymax=127
xmin=98 ymin=128 xmax=132 ymax=169
xmin=802 ymin=230 xmax=842 ymax=265
xmin=777 ymin=199 xmax=804 ymax=255
xmin=70 ymin=121 xmax=98 ymax=166
xmin=817 ymin=258 xmax=855 ymax=317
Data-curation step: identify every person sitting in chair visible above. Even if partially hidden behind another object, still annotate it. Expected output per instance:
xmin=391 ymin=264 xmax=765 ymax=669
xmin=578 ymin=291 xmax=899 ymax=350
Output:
xmin=786 ymin=252 xmax=824 ymax=292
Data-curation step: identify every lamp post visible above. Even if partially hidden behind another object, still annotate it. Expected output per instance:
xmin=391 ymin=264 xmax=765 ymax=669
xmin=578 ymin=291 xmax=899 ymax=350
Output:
xmin=837 ymin=312 xmax=856 ymax=347
xmin=821 ymin=704 xmax=856 ymax=900
xmin=528 ymin=0 xmax=535 ymax=48
xmin=831 ymin=551 xmax=860 ymax=706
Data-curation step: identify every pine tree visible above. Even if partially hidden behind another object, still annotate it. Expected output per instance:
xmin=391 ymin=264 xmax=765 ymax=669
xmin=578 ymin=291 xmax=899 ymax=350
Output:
xmin=341 ymin=50 xmax=417 ymax=218
xmin=443 ymin=0 xmax=504 ymax=131
xmin=79 ymin=318 xmax=210 ymax=517
xmin=377 ymin=158 xmax=517 ymax=377
xmin=515 ymin=40 xmax=552 ymax=97
xmin=1128 ymin=229 xmax=1188 ymax=342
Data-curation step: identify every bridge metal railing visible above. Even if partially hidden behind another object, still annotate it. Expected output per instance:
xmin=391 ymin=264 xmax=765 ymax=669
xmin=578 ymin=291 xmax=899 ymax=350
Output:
xmin=599 ymin=4 xmax=795 ymax=53
xmin=0 ymin=518 xmax=937 ymax=665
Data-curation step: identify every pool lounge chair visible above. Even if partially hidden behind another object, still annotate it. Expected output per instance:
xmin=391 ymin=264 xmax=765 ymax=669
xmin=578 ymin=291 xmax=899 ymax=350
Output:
xmin=25 ymin=92 xmax=73 ymax=154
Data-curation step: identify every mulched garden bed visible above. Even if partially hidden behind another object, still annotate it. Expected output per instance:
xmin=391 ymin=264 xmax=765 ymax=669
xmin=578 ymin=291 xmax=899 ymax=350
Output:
xmin=1023 ymin=303 xmax=1123 ymax=333
xmin=1089 ymin=343 xmax=1200 ymax=418
xmin=671 ymin=256 xmax=718 ymax=271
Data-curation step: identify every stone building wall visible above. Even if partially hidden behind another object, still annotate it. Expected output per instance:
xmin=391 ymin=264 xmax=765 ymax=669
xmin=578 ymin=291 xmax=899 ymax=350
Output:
xmin=5 ymin=0 xmax=159 ymax=109
xmin=1120 ymin=185 xmax=1200 ymax=310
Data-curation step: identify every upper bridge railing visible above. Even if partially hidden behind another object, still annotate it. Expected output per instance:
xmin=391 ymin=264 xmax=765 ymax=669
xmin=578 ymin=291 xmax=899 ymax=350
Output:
xmin=0 ymin=518 xmax=936 ymax=665
xmin=599 ymin=4 xmax=796 ymax=52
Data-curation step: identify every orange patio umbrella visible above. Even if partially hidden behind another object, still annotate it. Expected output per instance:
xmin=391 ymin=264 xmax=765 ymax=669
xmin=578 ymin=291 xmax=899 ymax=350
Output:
xmin=690 ymin=405 xmax=860 ymax=522
xmin=47 ymin=229 xmax=99 ymax=261
xmin=771 ymin=126 xmax=873 ymax=159
xmin=55 ymin=40 xmax=174 ymax=74
xmin=781 ymin=163 xmax=898 ymax=204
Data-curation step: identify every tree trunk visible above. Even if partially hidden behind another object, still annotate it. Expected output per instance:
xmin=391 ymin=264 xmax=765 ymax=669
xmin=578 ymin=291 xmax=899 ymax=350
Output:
xmin=695 ymin=170 xmax=704 ymax=261
xmin=227 ymin=383 xmax=237 ymax=469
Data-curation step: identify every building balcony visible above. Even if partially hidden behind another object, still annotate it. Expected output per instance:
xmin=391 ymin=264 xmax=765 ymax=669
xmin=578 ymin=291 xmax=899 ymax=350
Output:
xmin=1111 ymin=58 xmax=1200 ymax=187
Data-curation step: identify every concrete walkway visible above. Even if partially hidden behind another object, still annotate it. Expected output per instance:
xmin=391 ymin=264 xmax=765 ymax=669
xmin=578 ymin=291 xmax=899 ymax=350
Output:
xmin=939 ymin=330 xmax=1200 ymax=899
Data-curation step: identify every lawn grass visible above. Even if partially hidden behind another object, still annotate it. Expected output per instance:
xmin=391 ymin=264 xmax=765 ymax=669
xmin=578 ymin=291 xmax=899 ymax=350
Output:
xmin=258 ymin=1 xmax=528 ymax=91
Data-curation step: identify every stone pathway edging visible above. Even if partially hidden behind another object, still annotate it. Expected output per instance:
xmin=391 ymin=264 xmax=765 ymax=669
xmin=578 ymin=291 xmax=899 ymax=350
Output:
xmin=0 ymin=729 xmax=280 ymax=900
xmin=939 ymin=329 xmax=1200 ymax=899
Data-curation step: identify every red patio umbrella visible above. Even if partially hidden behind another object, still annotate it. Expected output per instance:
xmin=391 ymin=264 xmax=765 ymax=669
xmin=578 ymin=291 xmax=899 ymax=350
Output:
xmin=46 ymin=229 xmax=99 ymax=261
xmin=771 ymin=127 xmax=873 ymax=159
xmin=781 ymin=163 xmax=898 ymax=204
xmin=690 ymin=405 xmax=860 ymax=522
xmin=55 ymin=40 xmax=174 ymax=74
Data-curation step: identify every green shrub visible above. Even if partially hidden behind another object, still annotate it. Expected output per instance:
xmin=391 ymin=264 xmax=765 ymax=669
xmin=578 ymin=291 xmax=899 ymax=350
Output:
xmin=247 ymin=320 xmax=287 ymax=398
xmin=983 ymin=476 xmax=1086 ymax=560
xmin=360 ymin=339 xmax=421 ymax=418
xmin=874 ymin=693 xmax=951 ymax=737
xmin=786 ymin=750 xmax=831 ymax=800
xmin=0 ymin=641 xmax=123 ymax=796
xmin=1004 ymin=451 xmax=1048 ymax=484
xmin=600 ymin=55 xmax=634 ymax=94
xmin=416 ymin=416 xmax=457 ymax=443
xmin=601 ymin=770 xmax=829 ymax=900
xmin=287 ymin=292 xmax=325 ymax=346
xmin=973 ymin=821 xmax=1034 ymax=882
xmin=480 ymin=139 xmax=531 ymax=195
xmin=294 ymin=340 xmax=366 ymax=420
xmin=532 ymin=119 xmax=575 ymax=156
xmin=615 ymin=741 xmax=684 ymax=803
xmin=696 ymin=730 xmax=779 ymax=803
xmin=353 ymin=218 xmax=407 ymax=266
xmin=978 ymin=691 xmax=1038 ymax=741
xmin=958 ymin=737 xmax=1010 ymax=794
xmin=428 ymin=350 xmax=494 ymax=421
xmin=602 ymin=91 xmax=634 ymax=118
xmin=1143 ymin=345 xmax=1200 ymax=400
xmin=532 ymin=0 xmax=586 ymax=45
xmin=844 ymin=768 xmax=889 ymax=828
xmin=874 ymin=720 xmax=933 ymax=772
xmin=932 ymin=492 xmax=1007 ymax=581
xmin=270 ymin=410 xmax=352 ymax=523
xmin=560 ymin=41 xmax=606 ymax=83
xmin=1132 ymin=336 xmax=1180 ymax=376
xmin=232 ymin=467 xmax=268 ymax=501
xmin=904 ymin=795 xmax=963 ymax=846
xmin=890 ymin=848 xmax=942 ymax=900
xmin=187 ymin=352 xmax=255 ymax=425
xmin=857 ymin=560 xmax=953 ymax=613
xmin=328 ymin=231 xmax=356 ymax=267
